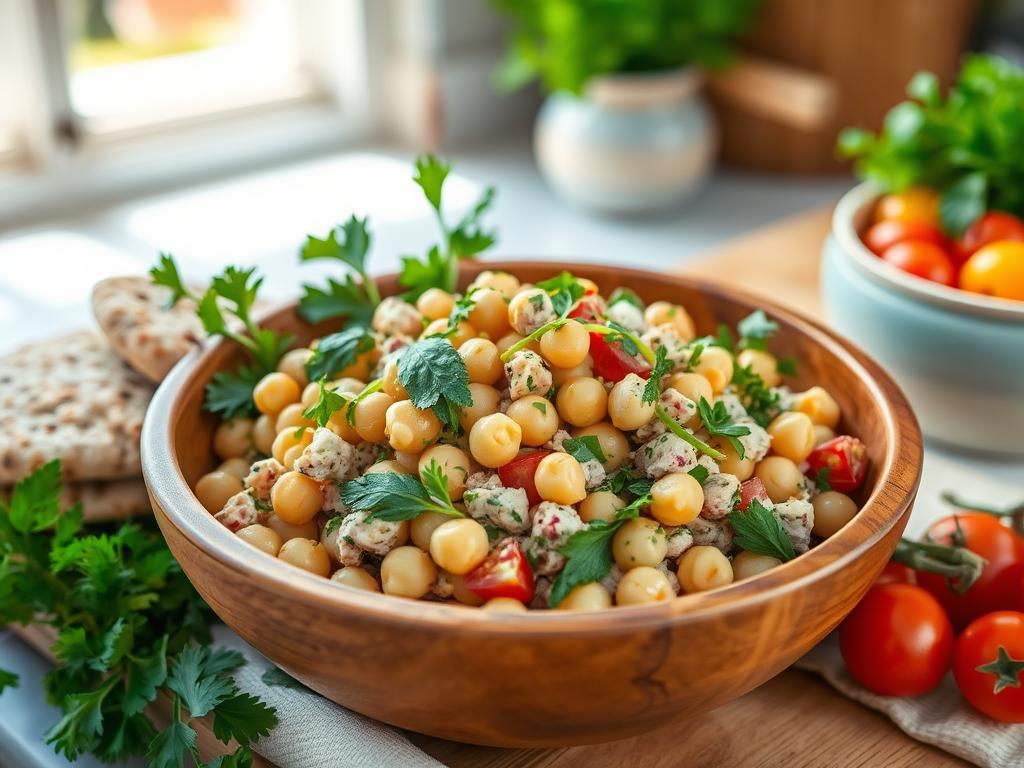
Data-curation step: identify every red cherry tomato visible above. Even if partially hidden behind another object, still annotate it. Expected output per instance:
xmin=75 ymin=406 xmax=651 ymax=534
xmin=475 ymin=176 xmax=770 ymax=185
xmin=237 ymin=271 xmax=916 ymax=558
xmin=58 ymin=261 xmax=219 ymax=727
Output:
xmin=863 ymin=220 xmax=949 ymax=256
xmin=463 ymin=537 xmax=535 ymax=604
xmin=960 ymin=211 xmax=1024 ymax=257
xmin=588 ymin=333 xmax=651 ymax=383
xmin=805 ymin=436 xmax=868 ymax=494
xmin=738 ymin=477 xmax=769 ymax=511
xmin=953 ymin=611 xmax=1024 ymax=723
xmin=880 ymin=241 xmax=956 ymax=286
xmin=839 ymin=583 xmax=954 ymax=696
xmin=916 ymin=514 xmax=1024 ymax=628
xmin=568 ymin=300 xmax=600 ymax=323
xmin=877 ymin=561 xmax=915 ymax=586
xmin=497 ymin=451 xmax=550 ymax=506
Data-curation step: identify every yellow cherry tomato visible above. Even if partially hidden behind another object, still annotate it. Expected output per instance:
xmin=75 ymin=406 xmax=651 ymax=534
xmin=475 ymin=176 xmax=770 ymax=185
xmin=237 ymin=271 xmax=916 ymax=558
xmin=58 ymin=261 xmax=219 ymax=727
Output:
xmin=874 ymin=187 xmax=940 ymax=228
xmin=959 ymin=241 xmax=1024 ymax=301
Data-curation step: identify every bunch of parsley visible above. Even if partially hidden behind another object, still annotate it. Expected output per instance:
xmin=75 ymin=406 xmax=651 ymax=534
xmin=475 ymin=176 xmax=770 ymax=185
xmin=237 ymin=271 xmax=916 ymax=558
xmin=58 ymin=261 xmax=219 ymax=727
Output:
xmin=0 ymin=461 xmax=276 ymax=766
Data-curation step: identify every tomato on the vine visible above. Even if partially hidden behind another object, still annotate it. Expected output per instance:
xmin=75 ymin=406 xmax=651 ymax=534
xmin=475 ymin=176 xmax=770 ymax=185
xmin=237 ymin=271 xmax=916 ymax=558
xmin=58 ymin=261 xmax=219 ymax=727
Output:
xmin=953 ymin=611 xmax=1024 ymax=723
xmin=915 ymin=514 xmax=1024 ymax=628
xmin=839 ymin=583 xmax=953 ymax=696
xmin=876 ymin=561 xmax=915 ymax=586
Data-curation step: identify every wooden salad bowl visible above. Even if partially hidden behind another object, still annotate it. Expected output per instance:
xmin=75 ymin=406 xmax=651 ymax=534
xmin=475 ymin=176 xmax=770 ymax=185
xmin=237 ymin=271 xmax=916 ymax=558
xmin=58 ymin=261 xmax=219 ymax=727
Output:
xmin=141 ymin=262 xmax=922 ymax=747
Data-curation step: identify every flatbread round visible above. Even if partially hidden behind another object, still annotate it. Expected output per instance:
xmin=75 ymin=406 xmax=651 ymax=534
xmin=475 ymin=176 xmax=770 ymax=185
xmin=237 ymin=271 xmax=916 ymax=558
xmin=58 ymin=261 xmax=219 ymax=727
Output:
xmin=91 ymin=276 xmax=203 ymax=383
xmin=0 ymin=331 xmax=153 ymax=483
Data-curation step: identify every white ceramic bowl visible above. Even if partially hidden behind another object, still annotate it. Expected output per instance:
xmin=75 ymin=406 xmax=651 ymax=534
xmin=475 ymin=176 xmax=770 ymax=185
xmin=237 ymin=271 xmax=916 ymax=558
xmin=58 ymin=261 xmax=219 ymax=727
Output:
xmin=822 ymin=182 xmax=1024 ymax=454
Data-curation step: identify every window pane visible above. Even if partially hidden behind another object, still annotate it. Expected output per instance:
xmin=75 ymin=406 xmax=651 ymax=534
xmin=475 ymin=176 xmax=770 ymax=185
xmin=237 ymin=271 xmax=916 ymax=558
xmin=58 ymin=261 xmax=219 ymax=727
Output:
xmin=65 ymin=0 xmax=315 ymax=133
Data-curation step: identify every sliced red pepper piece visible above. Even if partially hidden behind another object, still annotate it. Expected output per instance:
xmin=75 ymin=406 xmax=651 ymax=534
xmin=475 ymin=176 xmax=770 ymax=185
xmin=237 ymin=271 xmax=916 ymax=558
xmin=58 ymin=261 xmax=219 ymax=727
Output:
xmin=463 ymin=538 xmax=535 ymax=604
xmin=805 ymin=435 xmax=869 ymax=493
xmin=497 ymin=450 xmax=550 ymax=506
xmin=738 ymin=477 xmax=770 ymax=511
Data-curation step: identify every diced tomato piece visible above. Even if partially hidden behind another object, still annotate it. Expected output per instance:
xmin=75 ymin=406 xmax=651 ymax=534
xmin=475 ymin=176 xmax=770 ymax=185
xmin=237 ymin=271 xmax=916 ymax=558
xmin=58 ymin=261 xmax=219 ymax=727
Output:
xmin=588 ymin=333 xmax=651 ymax=383
xmin=463 ymin=538 xmax=535 ymax=604
xmin=738 ymin=478 xmax=769 ymax=511
xmin=497 ymin=450 xmax=550 ymax=506
xmin=805 ymin=435 xmax=869 ymax=493
xmin=568 ymin=299 xmax=600 ymax=323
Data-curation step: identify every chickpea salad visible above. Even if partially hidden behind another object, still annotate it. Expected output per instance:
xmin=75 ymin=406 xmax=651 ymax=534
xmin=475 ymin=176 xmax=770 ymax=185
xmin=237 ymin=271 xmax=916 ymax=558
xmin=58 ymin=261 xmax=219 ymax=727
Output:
xmin=159 ymin=156 xmax=870 ymax=613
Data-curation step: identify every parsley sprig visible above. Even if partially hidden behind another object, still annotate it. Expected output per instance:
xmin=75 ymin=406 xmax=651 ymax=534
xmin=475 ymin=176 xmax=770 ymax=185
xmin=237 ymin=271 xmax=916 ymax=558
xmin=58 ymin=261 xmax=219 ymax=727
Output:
xmin=302 ymin=378 xmax=348 ymax=428
xmin=562 ymin=435 xmax=607 ymax=465
xmin=305 ymin=325 xmax=376 ymax=382
xmin=697 ymin=396 xmax=751 ymax=459
xmin=736 ymin=310 xmax=779 ymax=352
xmin=728 ymin=499 xmax=795 ymax=562
xmin=340 ymin=460 xmax=465 ymax=522
xmin=297 ymin=215 xmax=380 ymax=325
xmin=396 ymin=337 xmax=473 ymax=432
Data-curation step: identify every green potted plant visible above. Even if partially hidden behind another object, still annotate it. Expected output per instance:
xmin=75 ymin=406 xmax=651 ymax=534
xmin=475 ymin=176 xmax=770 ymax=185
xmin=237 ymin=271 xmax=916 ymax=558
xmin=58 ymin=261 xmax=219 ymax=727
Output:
xmin=494 ymin=0 xmax=761 ymax=213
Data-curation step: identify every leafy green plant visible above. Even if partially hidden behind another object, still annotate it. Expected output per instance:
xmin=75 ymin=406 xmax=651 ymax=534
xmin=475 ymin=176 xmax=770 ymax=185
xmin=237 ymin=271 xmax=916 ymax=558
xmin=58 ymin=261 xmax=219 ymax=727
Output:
xmin=492 ymin=0 xmax=762 ymax=94
xmin=838 ymin=54 xmax=1024 ymax=235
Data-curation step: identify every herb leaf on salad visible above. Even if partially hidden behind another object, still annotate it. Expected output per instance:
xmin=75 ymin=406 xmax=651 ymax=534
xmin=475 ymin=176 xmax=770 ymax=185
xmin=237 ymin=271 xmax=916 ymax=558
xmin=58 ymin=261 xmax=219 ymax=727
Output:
xmin=728 ymin=499 xmax=796 ymax=562
xmin=341 ymin=461 xmax=465 ymax=522
xmin=305 ymin=325 xmax=376 ymax=382
xmin=396 ymin=337 xmax=473 ymax=432
xmin=697 ymin=396 xmax=751 ymax=459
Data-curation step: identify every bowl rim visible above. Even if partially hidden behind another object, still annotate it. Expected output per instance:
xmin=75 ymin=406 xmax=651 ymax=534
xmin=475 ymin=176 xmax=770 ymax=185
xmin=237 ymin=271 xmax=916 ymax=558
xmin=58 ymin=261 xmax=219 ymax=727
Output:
xmin=832 ymin=182 xmax=1024 ymax=323
xmin=142 ymin=262 xmax=922 ymax=636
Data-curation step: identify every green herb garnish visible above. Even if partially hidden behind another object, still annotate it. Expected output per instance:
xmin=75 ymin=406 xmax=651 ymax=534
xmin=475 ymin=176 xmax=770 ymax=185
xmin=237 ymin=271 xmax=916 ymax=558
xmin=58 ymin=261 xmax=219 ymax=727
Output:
xmin=297 ymin=215 xmax=380 ymax=324
xmin=642 ymin=345 xmax=672 ymax=404
xmin=731 ymin=364 xmax=780 ymax=428
xmin=302 ymin=378 xmax=348 ymax=428
xmin=562 ymin=436 xmax=607 ymax=465
xmin=697 ymin=396 xmax=751 ymax=459
xmin=535 ymin=271 xmax=585 ymax=317
xmin=340 ymin=460 xmax=465 ymax=522
xmin=305 ymin=325 xmax=376 ymax=382
xmin=737 ymin=310 xmax=779 ymax=352
xmin=729 ymin=499 xmax=795 ymax=562
xmin=396 ymin=337 xmax=473 ymax=432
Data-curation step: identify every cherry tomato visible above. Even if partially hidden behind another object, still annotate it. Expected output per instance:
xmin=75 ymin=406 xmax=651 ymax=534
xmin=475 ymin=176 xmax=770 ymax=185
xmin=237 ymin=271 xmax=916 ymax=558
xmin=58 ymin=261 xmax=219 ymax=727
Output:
xmin=880 ymin=241 xmax=956 ymax=286
xmin=497 ymin=450 xmax=550 ymax=506
xmin=805 ymin=436 xmax=868 ymax=494
xmin=863 ymin=220 xmax=949 ymax=256
xmin=588 ymin=333 xmax=651 ymax=383
xmin=959 ymin=241 xmax=1024 ymax=301
xmin=959 ymin=211 xmax=1024 ymax=257
xmin=463 ymin=537 xmax=535 ymax=604
xmin=568 ymin=300 xmax=600 ymax=323
xmin=874 ymin=188 xmax=941 ymax=227
xmin=953 ymin=611 xmax=1024 ymax=723
xmin=839 ymin=583 xmax=953 ymax=696
xmin=916 ymin=514 xmax=1024 ymax=627
xmin=877 ymin=561 xmax=915 ymax=586
xmin=738 ymin=477 xmax=769 ymax=511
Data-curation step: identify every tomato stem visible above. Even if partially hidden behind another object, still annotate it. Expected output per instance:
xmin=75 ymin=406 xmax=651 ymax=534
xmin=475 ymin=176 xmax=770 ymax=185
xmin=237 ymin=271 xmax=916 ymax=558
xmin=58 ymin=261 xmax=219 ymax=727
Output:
xmin=892 ymin=538 xmax=988 ymax=595
xmin=941 ymin=491 xmax=1024 ymax=537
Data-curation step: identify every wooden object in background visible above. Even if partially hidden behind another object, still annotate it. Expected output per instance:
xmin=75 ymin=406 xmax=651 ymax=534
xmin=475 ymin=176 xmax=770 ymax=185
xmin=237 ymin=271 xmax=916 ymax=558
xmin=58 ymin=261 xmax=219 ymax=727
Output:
xmin=706 ymin=0 xmax=979 ymax=173
xmin=142 ymin=262 xmax=922 ymax=748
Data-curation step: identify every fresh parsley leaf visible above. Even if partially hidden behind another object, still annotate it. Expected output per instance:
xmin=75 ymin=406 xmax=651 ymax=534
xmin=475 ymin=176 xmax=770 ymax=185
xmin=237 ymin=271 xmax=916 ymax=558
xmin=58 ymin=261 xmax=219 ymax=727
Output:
xmin=144 ymin=702 xmax=197 ymax=768
xmin=340 ymin=468 xmax=464 ymax=522
xmin=300 ymin=215 xmax=371 ymax=274
xmin=45 ymin=675 xmax=120 ymax=759
xmin=413 ymin=154 xmax=451 ymax=213
xmin=712 ymin=323 xmax=734 ymax=352
xmin=643 ymin=345 xmax=671 ymax=404
xmin=298 ymin=215 xmax=381 ymax=320
xmin=94 ymin=616 xmax=134 ymax=672
xmin=549 ymin=521 xmax=618 ymax=607
xmin=776 ymin=356 xmax=798 ymax=376
xmin=8 ymin=458 xmax=61 ymax=533
xmin=603 ymin=321 xmax=640 ymax=357
xmin=298 ymin=276 xmax=375 ymax=325
xmin=562 ymin=435 xmax=607 ymax=465
xmin=728 ymin=499 xmax=796 ymax=562
xmin=685 ymin=340 xmax=705 ymax=371
xmin=302 ymin=378 xmax=348 ymax=428
xmin=306 ymin=325 xmax=375 ymax=382
xmin=0 ymin=668 xmax=18 ymax=693
xmin=536 ymin=271 xmax=585 ymax=316
xmin=261 ymin=667 xmax=304 ymax=690
xmin=205 ymin=365 xmax=263 ymax=420
xmin=626 ymin=477 xmax=654 ymax=498
xmin=396 ymin=337 xmax=472 ymax=432
xmin=211 ymin=693 xmax=278 ymax=745
xmin=123 ymin=635 xmax=168 ymax=715
xmin=941 ymin=172 xmax=988 ymax=237
xmin=531 ymin=401 xmax=547 ymax=416
xmin=737 ymin=310 xmax=779 ymax=351
xmin=450 ymin=186 xmax=497 ymax=259
xmin=697 ymin=396 xmax=751 ymax=459
xmin=149 ymin=252 xmax=193 ymax=307
xmin=323 ymin=515 xmax=343 ymax=538
xmin=607 ymin=287 xmax=644 ymax=309
xmin=689 ymin=465 xmax=710 ymax=484
xmin=399 ymin=246 xmax=450 ymax=300
xmin=814 ymin=467 xmax=832 ymax=493
xmin=599 ymin=466 xmax=640 ymax=494
xmin=731 ymin=364 xmax=781 ymax=428
xmin=166 ymin=646 xmax=235 ymax=719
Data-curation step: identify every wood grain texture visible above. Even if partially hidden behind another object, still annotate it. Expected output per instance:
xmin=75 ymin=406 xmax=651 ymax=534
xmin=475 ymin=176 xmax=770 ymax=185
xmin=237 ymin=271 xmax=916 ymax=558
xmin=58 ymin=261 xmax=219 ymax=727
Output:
xmin=142 ymin=262 xmax=922 ymax=748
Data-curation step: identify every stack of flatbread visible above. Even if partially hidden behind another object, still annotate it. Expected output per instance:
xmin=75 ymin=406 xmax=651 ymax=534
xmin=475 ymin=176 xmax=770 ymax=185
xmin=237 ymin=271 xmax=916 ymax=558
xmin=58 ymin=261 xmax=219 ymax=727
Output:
xmin=0 ymin=277 xmax=204 ymax=521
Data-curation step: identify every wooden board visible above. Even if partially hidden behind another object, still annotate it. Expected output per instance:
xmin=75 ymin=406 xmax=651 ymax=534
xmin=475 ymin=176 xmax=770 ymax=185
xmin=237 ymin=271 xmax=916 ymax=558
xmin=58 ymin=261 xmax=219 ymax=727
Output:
xmin=410 ymin=206 xmax=968 ymax=768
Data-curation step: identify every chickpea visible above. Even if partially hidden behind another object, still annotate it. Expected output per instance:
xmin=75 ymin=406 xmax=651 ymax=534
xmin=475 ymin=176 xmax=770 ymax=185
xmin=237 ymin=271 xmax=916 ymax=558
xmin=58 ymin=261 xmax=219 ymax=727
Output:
xmin=213 ymin=417 xmax=253 ymax=460
xmin=301 ymin=381 xmax=321 ymax=408
xmin=795 ymin=386 xmax=841 ymax=429
xmin=607 ymin=373 xmax=656 ymax=431
xmin=381 ymin=358 xmax=409 ymax=401
xmin=391 ymin=450 xmax=418 ymax=473
xmin=539 ymin=320 xmax=590 ymax=369
xmin=326 ymin=405 xmax=361 ymax=443
xmin=534 ymin=452 xmax=587 ymax=505
xmin=557 ymin=582 xmax=612 ymax=611
xmin=813 ymin=424 xmax=836 ymax=447
xmin=556 ymin=376 xmax=608 ymax=428
xmin=692 ymin=347 xmax=733 ymax=394
xmin=271 ymin=471 xmax=324 ymax=525
xmin=482 ymin=597 xmax=528 ymax=613
xmin=385 ymin=400 xmax=442 ymax=453
xmin=410 ymin=510 xmax=452 ymax=550
xmin=468 ymin=287 xmax=512 ymax=339
xmin=736 ymin=349 xmax=781 ymax=389
xmin=508 ymin=288 xmax=554 ymax=335
xmin=217 ymin=457 xmax=251 ymax=479
xmin=506 ymin=395 xmax=559 ymax=446
xmin=271 ymin=427 xmax=313 ymax=465
xmin=275 ymin=402 xmax=315 ymax=433
xmin=429 ymin=518 xmax=489 ymax=575
xmin=278 ymin=538 xmax=331 ymax=577
xmin=254 ymin=372 xmax=301 ymax=416
xmin=381 ymin=546 xmax=437 ymax=598
xmin=616 ymin=566 xmax=674 ymax=606
xmin=767 ymin=411 xmax=816 ymax=463
xmin=459 ymin=338 xmax=503 ymax=385
xmin=677 ymin=546 xmax=734 ymax=593
xmin=667 ymin=373 xmax=713 ymax=419
xmin=649 ymin=472 xmax=704 ymax=526
xmin=418 ymin=444 xmax=471 ymax=501
xmin=731 ymin=550 xmax=782 ymax=581
xmin=612 ymin=518 xmax=668 ymax=570
xmin=195 ymin=470 xmax=243 ymax=513
xmin=266 ymin=514 xmax=318 ymax=542
xmin=551 ymin=356 xmax=594 ymax=386
xmin=471 ymin=270 xmax=520 ymax=299
xmin=353 ymin=391 xmax=395 ymax=443
xmin=252 ymin=414 xmax=276 ymax=455
xmin=469 ymin=413 xmax=522 ymax=468
xmin=812 ymin=491 xmax=858 ymax=538
xmin=495 ymin=332 xmax=540 ymax=356
xmin=364 ymin=459 xmax=413 ymax=475
xmin=237 ymin=524 xmax=283 ymax=557
xmin=282 ymin=443 xmax=305 ymax=470
xmin=332 ymin=377 xmax=365 ymax=394
xmin=331 ymin=566 xmax=380 ymax=592
xmin=644 ymin=301 xmax=695 ymax=340
xmin=277 ymin=348 xmax=313 ymax=388
xmin=754 ymin=456 xmax=805 ymax=503
xmin=712 ymin=437 xmax=754 ymax=481
xmin=422 ymin=318 xmax=476 ymax=348
xmin=416 ymin=287 xmax=455 ymax=320
xmin=448 ymin=571 xmax=485 ymax=606
xmin=579 ymin=491 xmax=625 ymax=523
xmin=573 ymin=422 xmax=630 ymax=471
xmin=459 ymin=383 xmax=501 ymax=433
